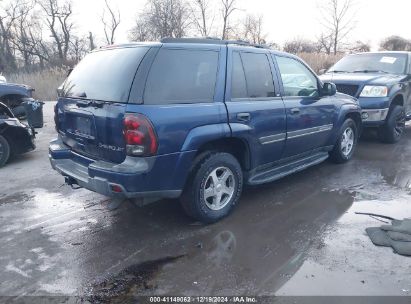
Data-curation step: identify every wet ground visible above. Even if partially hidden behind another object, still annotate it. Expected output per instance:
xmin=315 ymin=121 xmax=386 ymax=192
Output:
xmin=1 ymin=102 xmax=411 ymax=300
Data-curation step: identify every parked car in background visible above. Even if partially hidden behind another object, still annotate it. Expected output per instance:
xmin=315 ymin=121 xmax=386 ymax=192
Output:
xmin=320 ymin=52 xmax=411 ymax=143
xmin=49 ymin=38 xmax=361 ymax=223
xmin=0 ymin=81 xmax=36 ymax=119
xmin=0 ymin=102 xmax=36 ymax=167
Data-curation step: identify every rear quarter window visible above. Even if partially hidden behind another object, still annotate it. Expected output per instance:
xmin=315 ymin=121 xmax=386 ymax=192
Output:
xmin=231 ymin=52 xmax=275 ymax=99
xmin=144 ymin=48 xmax=219 ymax=104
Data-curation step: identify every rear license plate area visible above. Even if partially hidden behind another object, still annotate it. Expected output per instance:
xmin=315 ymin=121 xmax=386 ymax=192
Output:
xmin=68 ymin=115 xmax=95 ymax=140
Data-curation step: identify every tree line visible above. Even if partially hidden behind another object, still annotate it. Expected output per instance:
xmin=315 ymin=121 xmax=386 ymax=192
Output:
xmin=0 ymin=0 xmax=409 ymax=74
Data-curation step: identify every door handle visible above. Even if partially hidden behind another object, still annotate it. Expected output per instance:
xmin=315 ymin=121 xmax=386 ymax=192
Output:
xmin=290 ymin=108 xmax=300 ymax=115
xmin=237 ymin=113 xmax=251 ymax=122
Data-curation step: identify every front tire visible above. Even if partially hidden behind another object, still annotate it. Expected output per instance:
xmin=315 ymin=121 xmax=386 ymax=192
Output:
xmin=0 ymin=135 xmax=10 ymax=168
xmin=378 ymin=105 xmax=405 ymax=144
xmin=330 ymin=118 xmax=358 ymax=164
xmin=180 ymin=152 xmax=243 ymax=224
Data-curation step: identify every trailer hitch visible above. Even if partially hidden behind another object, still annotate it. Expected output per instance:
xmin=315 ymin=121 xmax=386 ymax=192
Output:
xmin=64 ymin=176 xmax=82 ymax=190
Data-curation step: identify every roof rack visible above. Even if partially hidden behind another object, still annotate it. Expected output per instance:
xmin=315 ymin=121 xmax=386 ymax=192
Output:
xmin=160 ymin=37 xmax=270 ymax=49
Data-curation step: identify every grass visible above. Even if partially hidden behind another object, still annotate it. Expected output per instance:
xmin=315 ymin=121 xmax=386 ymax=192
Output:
xmin=298 ymin=52 xmax=344 ymax=73
xmin=7 ymin=68 xmax=66 ymax=101
xmin=4 ymin=53 xmax=343 ymax=101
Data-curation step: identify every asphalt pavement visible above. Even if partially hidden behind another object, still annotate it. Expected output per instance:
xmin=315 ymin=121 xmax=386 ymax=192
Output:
xmin=1 ymin=102 xmax=411 ymax=301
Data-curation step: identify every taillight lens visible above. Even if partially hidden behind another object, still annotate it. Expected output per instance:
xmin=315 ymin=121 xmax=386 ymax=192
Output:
xmin=54 ymin=104 xmax=59 ymax=132
xmin=123 ymin=114 xmax=158 ymax=156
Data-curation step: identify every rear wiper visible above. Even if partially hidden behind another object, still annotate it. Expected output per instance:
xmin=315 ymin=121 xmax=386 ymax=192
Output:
xmin=76 ymin=100 xmax=92 ymax=107
xmin=75 ymin=92 xmax=87 ymax=98
xmin=76 ymin=99 xmax=104 ymax=108
xmin=354 ymin=70 xmax=388 ymax=74
xmin=328 ymin=70 xmax=350 ymax=73
xmin=91 ymin=100 xmax=104 ymax=108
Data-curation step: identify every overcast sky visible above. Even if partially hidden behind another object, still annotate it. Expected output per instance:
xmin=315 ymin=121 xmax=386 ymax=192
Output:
xmin=72 ymin=0 xmax=410 ymax=50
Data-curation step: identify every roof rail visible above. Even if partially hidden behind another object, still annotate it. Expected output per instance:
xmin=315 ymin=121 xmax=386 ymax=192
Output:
xmin=160 ymin=37 xmax=269 ymax=49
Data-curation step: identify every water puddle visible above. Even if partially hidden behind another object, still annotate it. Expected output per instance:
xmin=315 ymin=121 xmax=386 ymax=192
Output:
xmin=83 ymin=255 xmax=185 ymax=303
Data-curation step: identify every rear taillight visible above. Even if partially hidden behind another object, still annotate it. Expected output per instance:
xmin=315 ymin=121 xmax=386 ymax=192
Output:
xmin=54 ymin=104 xmax=59 ymax=132
xmin=123 ymin=114 xmax=158 ymax=156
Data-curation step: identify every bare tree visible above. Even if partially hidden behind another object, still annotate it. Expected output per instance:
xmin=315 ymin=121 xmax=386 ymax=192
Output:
xmin=189 ymin=0 xmax=214 ymax=37
xmin=130 ymin=0 xmax=191 ymax=41
xmin=317 ymin=32 xmax=333 ymax=54
xmin=0 ymin=0 xmax=28 ymax=71
xmin=27 ymin=24 xmax=53 ymax=68
xmin=240 ymin=14 xmax=266 ymax=44
xmin=101 ymin=0 xmax=120 ymax=45
xmin=319 ymin=0 xmax=356 ymax=54
xmin=12 ymin=4 xmax=53 ymax=69
xmin=349 ymin=40 xmax=370 ymax=52
xmin=220 ymin=0 xmax=237 ymax=40
xmin=38 ymin=0 xmax=74 ymax=64
xmin=284 ymin=38 xmax=318 ymax=54
xmin=9 ymin=0 xmax=37 ymax=68
xmin=129 ymin=18 xmax=152 ymax=41
xmin=380 ymin=36 xmax=411 ymax=51
xmin=69 ymin=35 xmax=88 ymax=62
xmin=88 ymin=31 xmax=96 ymax=50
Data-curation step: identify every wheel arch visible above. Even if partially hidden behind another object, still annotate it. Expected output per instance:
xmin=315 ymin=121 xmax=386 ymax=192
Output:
xmin=195 ymin=137 xmax=251 ymax=171
xmin=344 ymin=111 xmax=362 ymax=135
xmin=329 ymin=104 xmax=362 ymax=146
xmin=390 ymin=94 xmax=404 ymax=108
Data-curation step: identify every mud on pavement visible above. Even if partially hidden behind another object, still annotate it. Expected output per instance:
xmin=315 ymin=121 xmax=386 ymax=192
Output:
xmin=0 ymin=102 xmax=411 ymax=300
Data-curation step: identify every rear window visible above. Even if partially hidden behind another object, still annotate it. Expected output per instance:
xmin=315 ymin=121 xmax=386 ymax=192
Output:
xmin=144 ymin=49 xmax=219 ymax=104
xmin=59 ymin=47 xmax=149 ymax=103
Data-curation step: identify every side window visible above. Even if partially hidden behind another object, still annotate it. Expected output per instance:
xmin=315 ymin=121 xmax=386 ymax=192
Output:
xmin=241 ymin=53 xmax=275 ymax=98
xmin=231 ymin=52 xmax=247 ymax=99
xmin=275 ymin=56 xmax=319 ymax=97
xmin=231 ymin=52 xmax=275 ymax=100
xmin=144 ymin=49 xmax=219 ymax=104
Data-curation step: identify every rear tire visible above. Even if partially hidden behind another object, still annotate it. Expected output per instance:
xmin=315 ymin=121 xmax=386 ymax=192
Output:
xmin=180 ymin=152 xmax=243 ymax=224
xmin=329 ymin=118 xmax=358 ymax=164
xmin=0 ymin=135 xmax=10 ymax=168
xmin=378 ymin=105 xmax=405 ymax=144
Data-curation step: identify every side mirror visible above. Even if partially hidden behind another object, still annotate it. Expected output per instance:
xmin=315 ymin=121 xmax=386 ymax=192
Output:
xmin=321 ymin=82 xmax=337 ymax=96
xmin=319 ymin=69 xmax=327 ymax=75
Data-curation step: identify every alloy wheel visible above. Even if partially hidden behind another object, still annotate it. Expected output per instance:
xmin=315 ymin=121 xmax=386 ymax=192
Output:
xmin=394 ymin=111 xmax=406 ymax=138
xmin=203 ymin=167 xmax=235 ymax=211
xmin=341 ymin=127 xmax=354 ymax=157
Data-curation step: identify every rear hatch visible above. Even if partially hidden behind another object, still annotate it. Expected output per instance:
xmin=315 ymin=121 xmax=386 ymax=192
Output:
xmin=56 ymin=46 xmax=150 ymax=163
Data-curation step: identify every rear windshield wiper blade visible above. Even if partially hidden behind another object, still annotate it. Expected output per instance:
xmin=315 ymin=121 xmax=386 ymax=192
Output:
xmin=328 ymin=70 xmax=350 ymax=73
xmin=76 ymin=99 xmax=105 ymax=108
xmin=353 ymin=70 xmax=388 ymax=74
xmin=76 ymin=100 xmax=92 ymax=107
xmin=91 ymin=100 xmax=105 ymax=108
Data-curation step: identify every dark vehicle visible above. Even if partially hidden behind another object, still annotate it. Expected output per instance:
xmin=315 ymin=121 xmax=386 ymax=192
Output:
xmin=49 ymin=38 xmax=361 ymax=223
xmin=0 ymin=82 xmax=36 ymax=119
xmin=320 ymin=52 xmax=411 ymax=143
xmin=0 ymin=102 xmax=35 ymax=167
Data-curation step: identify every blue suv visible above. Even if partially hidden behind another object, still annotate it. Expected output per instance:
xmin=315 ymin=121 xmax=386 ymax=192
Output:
xmin=320 ymin=52 xmax=411 ymax=143
xmin=49 ymin=38 xmax=361 ymax=223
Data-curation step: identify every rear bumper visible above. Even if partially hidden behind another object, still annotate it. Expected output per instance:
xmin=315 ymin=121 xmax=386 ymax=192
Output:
xmin=49 ymin=137 xmax=191 ymax=199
